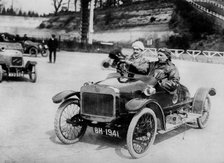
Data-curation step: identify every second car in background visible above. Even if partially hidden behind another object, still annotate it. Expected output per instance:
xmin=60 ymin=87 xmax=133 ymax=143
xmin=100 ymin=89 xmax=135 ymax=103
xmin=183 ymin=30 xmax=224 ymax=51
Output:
xmin=22 ymin=40 xmax=49 ymax=57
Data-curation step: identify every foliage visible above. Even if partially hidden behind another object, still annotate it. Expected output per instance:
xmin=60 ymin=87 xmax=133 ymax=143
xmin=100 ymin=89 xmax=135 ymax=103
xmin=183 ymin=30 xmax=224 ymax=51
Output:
xmin=104 ymin=10 xmax=114 ymax=25
xmin=52 ymin=0 xmax=64 ymax=15
xmin=0 ymin=7 xmax=40 ymax=17
xmin=170 ymin=0 xmax=216 ymax=40
xmin=166 ymin=34 xmax=190 ymax=50
xmin=166 ymin=0 xmax=221 ymax=49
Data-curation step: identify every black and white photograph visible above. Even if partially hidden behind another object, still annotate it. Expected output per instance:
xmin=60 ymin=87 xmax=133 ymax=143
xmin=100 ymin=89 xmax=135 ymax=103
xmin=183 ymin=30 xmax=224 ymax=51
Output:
xmin=0 ymin=0 xmax=223 ymax=162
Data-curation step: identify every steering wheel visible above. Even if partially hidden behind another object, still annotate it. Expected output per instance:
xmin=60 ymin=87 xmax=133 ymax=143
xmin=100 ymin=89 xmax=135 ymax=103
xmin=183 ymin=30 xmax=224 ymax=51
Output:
xmin=116 ymin=61 xmax=130 ymax=75
xmin=116 ymin=61 xmax=138 ymax=83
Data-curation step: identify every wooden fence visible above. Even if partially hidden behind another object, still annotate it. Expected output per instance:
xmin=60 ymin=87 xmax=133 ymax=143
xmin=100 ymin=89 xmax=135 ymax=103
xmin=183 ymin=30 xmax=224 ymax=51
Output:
xmin=145 ymin=48 xmax=224 ymax=64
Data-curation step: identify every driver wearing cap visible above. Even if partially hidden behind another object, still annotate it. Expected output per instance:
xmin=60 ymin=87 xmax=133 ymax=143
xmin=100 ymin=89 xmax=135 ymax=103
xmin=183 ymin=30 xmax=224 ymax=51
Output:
xmin=148 ymin=48 xmax=180 ymax=93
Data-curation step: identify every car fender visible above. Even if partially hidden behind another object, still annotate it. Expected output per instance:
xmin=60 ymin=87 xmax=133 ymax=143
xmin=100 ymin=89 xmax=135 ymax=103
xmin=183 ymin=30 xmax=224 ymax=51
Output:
xmin=192 ymin=87 xmax=216 ymax=114
xmin=125 ymin=98 xmax=166 ymax=130
xmin=52 ymin=90 xmax=80 ymax=104
xmin=25 ymin=61 xmax=37 ymax=69
xmin=25 ymin=60 xmax=37 ymax=66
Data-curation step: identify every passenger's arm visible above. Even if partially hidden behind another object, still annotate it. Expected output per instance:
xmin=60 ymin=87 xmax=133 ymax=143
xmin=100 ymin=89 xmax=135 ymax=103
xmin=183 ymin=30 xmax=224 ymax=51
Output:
xmin=160 ymin=67 xmax=180 ymax=92
xmin=129 ymin=57 xmax=149 ymax=74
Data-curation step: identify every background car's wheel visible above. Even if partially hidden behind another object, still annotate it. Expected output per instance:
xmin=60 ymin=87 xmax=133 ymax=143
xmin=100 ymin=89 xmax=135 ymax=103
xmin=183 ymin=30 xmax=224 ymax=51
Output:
xmin=192 ymin=88 xmax=212 ymax=129
xmin=54 ymin=99 xmax=87 ymax=144
xmin=41 ymin=50 xmax=49 ymax=57
xmin=29 ymin=47 xmax=38 ymax=57
xmin=29 ymin=65 xmax=37 ymax=83
xmin=0 ymin=65 xmax=3 ymax=82
xmin=127 ymin=108 xmax=157 ymax=159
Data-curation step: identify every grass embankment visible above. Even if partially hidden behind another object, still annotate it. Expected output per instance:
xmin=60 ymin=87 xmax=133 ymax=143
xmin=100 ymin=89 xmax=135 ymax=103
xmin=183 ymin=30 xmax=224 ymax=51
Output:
xmin=39 ymin=0 xmax=224 ymax=52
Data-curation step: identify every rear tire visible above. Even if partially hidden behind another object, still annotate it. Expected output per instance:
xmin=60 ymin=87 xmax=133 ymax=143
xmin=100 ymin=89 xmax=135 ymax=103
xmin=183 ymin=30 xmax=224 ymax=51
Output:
xmin=197 ymin=96 xmax=211 ymax=129
xmin=192 ymin=88 xmax=212 ymax=129
xmin=127 ymin=108 xmax=157 ymax=158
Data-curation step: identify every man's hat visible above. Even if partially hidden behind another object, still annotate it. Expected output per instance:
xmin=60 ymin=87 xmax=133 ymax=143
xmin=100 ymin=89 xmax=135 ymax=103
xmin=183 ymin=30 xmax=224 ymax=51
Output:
xmin=158 ymin=48 xmax=172 ymax=60
xmin=132 ymin=41 xmax=145 ymax=51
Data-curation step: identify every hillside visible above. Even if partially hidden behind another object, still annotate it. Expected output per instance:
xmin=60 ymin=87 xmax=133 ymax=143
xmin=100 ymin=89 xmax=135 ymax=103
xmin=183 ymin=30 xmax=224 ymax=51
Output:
xmin=38 ymin=0 xmax=224 ymax=51
xmin=38 ymin=1 xmax=175 ymax=45
xmin=39 ymin=2 xmax=174 ymax=32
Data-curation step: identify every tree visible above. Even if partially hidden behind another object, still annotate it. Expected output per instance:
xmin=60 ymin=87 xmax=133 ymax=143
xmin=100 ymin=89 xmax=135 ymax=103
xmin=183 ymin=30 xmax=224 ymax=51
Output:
xmin=22 ymin=11 xmax=27 ymax=16
xmin=94 ymin=0 xmax=123 ymax=9
xmin=0 ymin=0 xmax=6 ymax=13
xmin=121 ymin=0 xmax=132 ymax=6
xmin=74 ymin=0 xmax=78 ymax=12
xmin=52 ymin=0 xmax=64 ymax=15
xmin=67 ymin=0 xmax=71 ymax=10
xmin=1 ymin=7 xmax=5 ymax=15
xmin=18 ymin=9 xmax=22 ymax=16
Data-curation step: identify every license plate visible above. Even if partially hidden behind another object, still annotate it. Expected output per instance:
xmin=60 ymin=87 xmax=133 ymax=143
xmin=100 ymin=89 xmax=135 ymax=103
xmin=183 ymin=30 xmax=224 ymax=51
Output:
xmin=93 ymin=127 xmax=120 ymax=138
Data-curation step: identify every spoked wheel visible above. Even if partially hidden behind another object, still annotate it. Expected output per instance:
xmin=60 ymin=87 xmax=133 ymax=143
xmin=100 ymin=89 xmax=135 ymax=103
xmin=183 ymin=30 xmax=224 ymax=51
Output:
xmin=29 ymin=65 xmax=37 ymax=83
xmin=29 ymin=47 xmax=38 ymax=57
xmin=54 ymin=99 xmax=87 ymax=144
xmin=127 ymin=108 xmax=157 ymax=158
xmin=197 ymin=96 xmax=211 ymax=129
xmin=117 ymin=62 xmax=128 ymax=76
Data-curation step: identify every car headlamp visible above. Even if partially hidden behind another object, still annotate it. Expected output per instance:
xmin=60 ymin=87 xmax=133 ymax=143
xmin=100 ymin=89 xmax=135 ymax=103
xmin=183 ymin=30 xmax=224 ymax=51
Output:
xmin=83 ymin=81 xmax=94 ymax=86
xmin=143 ymin=85 xmax=156 ymax=96
xmin=1 ymin=47 xmax=5 ymax=51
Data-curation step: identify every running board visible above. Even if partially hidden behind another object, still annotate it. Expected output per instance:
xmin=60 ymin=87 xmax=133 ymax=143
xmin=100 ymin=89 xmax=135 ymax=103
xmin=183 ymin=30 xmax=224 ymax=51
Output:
xmin=158 ymin=113 xmax=201 ymax=134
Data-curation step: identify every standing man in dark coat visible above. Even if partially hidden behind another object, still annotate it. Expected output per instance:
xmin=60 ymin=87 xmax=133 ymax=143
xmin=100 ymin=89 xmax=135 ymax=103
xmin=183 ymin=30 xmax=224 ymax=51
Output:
xmin=48 ymin=34 xmax=58 ymax=63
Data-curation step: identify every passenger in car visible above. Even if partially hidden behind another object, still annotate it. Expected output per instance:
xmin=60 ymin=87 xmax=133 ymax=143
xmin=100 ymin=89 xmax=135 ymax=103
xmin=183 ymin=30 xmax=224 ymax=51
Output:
xmin=126 ymin=46 xmax=180 ymax=93
xmin=125 ymin=41 xmax=150 ymax=75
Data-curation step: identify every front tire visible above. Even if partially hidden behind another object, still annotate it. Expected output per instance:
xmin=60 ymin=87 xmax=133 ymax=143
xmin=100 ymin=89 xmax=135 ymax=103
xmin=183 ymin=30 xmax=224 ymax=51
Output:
xmin=29 ymin=47 xmax=38 ymax=57
xmin=29 ymin=65 xmax=37 ymax=83
xmin=54 ymin=99 xmax=87 ymax=144
xmin=127 ymin=108 xmax=157 ymax=158
xmin=41 ymin=50 xmax=49 ymax=57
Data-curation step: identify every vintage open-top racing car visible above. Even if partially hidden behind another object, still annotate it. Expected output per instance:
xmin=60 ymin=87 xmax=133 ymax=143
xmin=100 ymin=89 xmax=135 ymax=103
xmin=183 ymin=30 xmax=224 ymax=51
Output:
xmin=0 ymin=45 xmax=37 ymax=82
xmin=52 ymin=55 xmax=216 ymax=158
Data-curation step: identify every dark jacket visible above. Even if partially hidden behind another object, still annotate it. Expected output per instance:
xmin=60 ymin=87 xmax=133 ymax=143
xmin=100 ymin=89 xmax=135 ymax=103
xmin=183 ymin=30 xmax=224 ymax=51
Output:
xmin=147 ymin=61 xmax=180 ymax=92
xmin=48 ymin=38 xmax=58 ymax=51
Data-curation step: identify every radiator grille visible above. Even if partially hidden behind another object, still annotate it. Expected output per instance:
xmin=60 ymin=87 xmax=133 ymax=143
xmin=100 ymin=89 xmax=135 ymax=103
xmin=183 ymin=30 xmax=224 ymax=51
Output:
xmin=81 ymin=92 xmax=114 ymax=117
xmin=11 ymin=57 xmax=23 ymax=66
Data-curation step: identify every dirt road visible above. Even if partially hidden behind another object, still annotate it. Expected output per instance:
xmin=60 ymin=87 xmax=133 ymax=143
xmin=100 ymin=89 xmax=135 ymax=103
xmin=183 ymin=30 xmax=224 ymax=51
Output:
xmin=0 ymin=51 xmax=223 ymax=163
